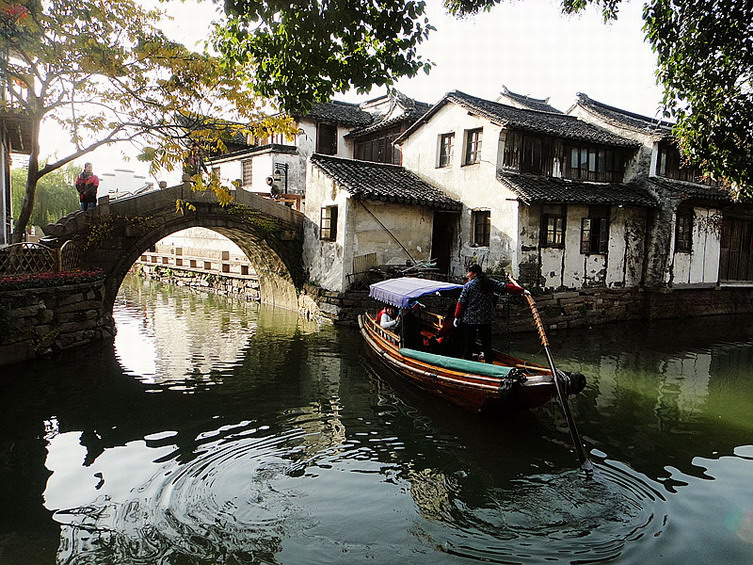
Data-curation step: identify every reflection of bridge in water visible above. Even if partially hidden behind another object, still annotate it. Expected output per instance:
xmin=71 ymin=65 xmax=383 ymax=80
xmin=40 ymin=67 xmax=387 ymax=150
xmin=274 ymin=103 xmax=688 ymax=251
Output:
xmin=41 ymin=185 xmax=307 ymax=313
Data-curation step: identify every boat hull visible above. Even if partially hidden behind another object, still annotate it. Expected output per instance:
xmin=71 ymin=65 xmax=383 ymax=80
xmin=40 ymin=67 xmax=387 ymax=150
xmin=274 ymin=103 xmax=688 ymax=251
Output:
xmin=358 ymin=313 xmax=561 ymax=414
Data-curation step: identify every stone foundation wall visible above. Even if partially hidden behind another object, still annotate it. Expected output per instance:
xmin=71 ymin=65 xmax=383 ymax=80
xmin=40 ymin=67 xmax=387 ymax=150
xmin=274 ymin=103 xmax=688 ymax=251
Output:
xmin=312 ymin=284 xmax=753 ymax=332
xmin=0 ymin=279 xmax=115 ymax=366
xmin=135 ymin=264 xmax=261 ymax=301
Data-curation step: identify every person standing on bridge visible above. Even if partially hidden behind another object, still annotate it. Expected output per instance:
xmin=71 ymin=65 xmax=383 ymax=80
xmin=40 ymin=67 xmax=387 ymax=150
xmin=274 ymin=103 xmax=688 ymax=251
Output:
xmin=76 ymin=162 xmax=99 ymax=211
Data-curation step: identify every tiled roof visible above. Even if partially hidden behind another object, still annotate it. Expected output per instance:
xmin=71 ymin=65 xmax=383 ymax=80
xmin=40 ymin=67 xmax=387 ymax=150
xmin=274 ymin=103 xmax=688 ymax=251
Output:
xmin=398 ymin=91 xmax=639 ymax=147
xmin=573 ymin=93 xmax=673 ymax=138
xmin=206 ymin=143 xmax=297 ymax=164
xmin=647 ymin=177 xmax=741 ymax=203
xmin=311 ymin=154 xmax=462 ymax=210
xmin=296 ymin=100 xmax=374 ymax=127
xmin=498 ymin=86 xmax=563 ymax=114
xmin=448 ymin=91 xmax=638 ymax=146
xmin=346 ymin=96 xmax=432 ymax=138
xmin=498 ymin=173 xmax=658 ymax=208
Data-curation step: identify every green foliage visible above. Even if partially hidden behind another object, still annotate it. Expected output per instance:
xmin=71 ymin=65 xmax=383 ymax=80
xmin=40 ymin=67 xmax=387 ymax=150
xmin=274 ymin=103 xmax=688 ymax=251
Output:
xmin=215 ymin=0 xmax=434 ymax=112
xmin=442 ymin=0 xmax=752 ymax=192
xmin=644 ymin=0 xmax=753 ymax=191
xmin=2 ymin=0 xmax=295 ymax=242
xmin=10 ymin=164 xmax=79 ymax=229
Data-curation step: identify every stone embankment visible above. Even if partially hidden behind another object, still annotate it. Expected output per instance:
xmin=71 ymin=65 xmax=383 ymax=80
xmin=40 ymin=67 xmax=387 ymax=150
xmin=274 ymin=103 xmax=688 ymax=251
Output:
xmin=134 ymin=264 xmax=261 ymax=301
xmin=306 ymin=284 xmax=753 ymax=332
xmin=0 ymin=278 xmax=115 ymax=366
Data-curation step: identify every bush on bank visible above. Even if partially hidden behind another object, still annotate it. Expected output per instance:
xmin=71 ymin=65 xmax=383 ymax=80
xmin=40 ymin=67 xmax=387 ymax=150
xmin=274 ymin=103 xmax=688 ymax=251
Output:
xmin=0 ymin=270 xmax=105 ymax=292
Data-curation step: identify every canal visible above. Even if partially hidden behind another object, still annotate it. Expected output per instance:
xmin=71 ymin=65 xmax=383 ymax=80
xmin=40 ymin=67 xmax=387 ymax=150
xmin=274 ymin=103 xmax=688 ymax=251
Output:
xmin=1 ymin=275 xmax=752 ymax=564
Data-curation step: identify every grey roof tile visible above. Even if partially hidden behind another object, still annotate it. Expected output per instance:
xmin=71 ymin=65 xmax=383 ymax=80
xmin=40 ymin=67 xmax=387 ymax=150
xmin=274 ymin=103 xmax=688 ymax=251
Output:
xmin=498 ymin=173 xmax=658 ymax=207
xmin=574 ymin=93 xmax=673 ymax=137
xmin=311 ymin=154 xmax=462 ymax=210
xmin=647 ymin=177 xmax=741 ymax=202
xmin=296 ymin=101 xmax=374 ymax=127
xmin=447 ymin=91 xmax=638 ymax=147
xmin=498 ymin=86 xmax=563 ymax=114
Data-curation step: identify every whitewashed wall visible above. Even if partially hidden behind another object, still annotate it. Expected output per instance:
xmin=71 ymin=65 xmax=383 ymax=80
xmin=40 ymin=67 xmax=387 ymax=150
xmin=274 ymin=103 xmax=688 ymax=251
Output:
xmin=159 ymin=227 xmax=245 ymax=255
xmin=669 ymin=206 xmax=722 ymax=285
xmin=302 ymin=162 xmax=437 ymax=292
xmin=520 ymin=203 xmax=648 ymax=290
xmin=303 ymin=164 xmax=349 ymax=292
xmin=400 ymin=103 xmax=520 ymax=277
xmin=349 ymin=200 xmax=434 ymax=268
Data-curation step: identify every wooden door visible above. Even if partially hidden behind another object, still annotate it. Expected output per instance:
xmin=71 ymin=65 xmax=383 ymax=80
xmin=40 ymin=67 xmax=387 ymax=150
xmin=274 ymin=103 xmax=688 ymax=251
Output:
xmin=431 ymin=212 xmax=457 ymax=275
xmin=720 ymin=217 xmax=753 ymax=281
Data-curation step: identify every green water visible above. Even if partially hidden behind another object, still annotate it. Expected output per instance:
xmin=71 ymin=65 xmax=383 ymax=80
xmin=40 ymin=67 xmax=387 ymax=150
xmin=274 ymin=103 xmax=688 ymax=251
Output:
xmin=1 ymin=275 xmax=752 ymax=564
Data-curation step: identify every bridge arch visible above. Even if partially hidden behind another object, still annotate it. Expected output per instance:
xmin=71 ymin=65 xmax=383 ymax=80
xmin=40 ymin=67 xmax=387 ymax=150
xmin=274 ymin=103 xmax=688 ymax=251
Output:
xmin=43 ymin=186 xmax=306 ymax=315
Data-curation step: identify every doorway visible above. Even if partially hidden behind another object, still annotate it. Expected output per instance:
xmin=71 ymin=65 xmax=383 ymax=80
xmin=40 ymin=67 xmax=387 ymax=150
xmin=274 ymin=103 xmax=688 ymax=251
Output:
xmin=430 ymin=211 xmax=458 ymax=275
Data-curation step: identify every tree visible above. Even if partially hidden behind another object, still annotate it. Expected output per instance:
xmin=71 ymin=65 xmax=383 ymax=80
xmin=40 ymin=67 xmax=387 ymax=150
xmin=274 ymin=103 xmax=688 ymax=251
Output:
xmin=215 ymin=0 xmax=434 ymax=113
xmin=444 ymin=0 xmax=753 ymax=191
xmin=1 ymin=0 xmax=295 ymax=243
xmin=215 ymin=0 xmax=752 ymax=191
xmin=11 ymin=164 xmax=79 ymax=229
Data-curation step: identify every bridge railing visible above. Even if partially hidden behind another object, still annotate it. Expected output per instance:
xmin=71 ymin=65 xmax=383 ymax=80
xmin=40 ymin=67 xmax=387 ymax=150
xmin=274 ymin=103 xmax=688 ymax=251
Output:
xmin=135 ymin=250 xmax=258 ymax=279
xmin=0 ymin=240 xmax=82 ymax=275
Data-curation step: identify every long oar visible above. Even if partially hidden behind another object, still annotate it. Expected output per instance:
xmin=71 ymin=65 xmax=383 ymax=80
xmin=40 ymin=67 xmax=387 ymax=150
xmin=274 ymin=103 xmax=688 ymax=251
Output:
xmin=510 ymin=276 xmax=593 ymax=476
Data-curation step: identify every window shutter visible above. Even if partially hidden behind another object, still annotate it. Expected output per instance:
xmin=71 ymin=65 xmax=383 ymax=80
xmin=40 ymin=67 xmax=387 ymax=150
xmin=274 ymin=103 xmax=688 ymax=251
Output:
xmin=598 ymin=218 xmax=610 ymax=253
xmin=581 ymin=218 xmax=592 ymax=254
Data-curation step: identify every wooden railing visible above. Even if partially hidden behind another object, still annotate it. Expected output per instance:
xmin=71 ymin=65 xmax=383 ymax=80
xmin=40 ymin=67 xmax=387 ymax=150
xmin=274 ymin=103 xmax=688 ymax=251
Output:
xmin=136 ymin=250 xmax=257 ymax=279
xmin=0 ymin=241 xmax=82 ymax=275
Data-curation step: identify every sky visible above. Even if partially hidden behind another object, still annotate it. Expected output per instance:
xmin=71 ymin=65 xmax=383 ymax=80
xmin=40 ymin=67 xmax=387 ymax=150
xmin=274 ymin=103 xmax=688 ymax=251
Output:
xmin=44 ymin=0 xmax=664 ymax=186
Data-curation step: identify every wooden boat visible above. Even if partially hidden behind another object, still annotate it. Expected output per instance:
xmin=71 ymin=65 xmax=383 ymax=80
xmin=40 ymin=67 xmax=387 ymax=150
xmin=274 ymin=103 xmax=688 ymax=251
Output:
xmin=358 ymin=277 xmax=586 ymax=414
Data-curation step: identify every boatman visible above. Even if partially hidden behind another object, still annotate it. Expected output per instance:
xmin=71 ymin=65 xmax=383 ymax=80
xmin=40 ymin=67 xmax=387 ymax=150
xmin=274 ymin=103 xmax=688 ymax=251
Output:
xmin=454 ymin=264 xmax=528 ymax=363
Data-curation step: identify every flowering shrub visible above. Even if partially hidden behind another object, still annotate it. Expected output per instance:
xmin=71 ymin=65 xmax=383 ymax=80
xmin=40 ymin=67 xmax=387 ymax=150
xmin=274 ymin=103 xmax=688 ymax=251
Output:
xmin=0 ymin=270 xmax=104 ymax=291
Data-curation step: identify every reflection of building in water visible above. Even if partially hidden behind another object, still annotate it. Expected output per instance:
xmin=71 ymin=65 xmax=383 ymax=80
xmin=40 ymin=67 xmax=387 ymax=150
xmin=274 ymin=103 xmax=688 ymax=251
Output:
xmin=658 ymin=353 xmax=712 ymax=416
xmin=116 ymin=280 xmax=254 ymax=383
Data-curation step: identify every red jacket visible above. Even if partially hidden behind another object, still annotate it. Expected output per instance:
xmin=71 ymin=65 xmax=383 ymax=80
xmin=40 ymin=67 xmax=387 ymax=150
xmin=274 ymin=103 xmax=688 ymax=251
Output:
xmin=76 ymin=173 xmax=100 ymax=203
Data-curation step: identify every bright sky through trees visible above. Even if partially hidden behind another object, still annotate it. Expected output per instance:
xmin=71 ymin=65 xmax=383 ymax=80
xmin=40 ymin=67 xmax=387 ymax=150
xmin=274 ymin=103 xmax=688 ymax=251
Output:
xmin=40 ymin=0 xmax=662 ymax=184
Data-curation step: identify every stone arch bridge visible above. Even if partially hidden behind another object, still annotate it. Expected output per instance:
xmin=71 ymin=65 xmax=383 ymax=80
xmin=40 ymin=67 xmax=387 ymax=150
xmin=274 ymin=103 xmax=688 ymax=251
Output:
xmin=42 ymin=185 xmax=308 ymax=314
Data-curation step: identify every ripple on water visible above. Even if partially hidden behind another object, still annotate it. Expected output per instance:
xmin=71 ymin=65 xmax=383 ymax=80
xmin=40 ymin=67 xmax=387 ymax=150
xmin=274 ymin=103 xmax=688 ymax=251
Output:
xmin=54 ymin=425 xmax=319 ymax=564
xmin=407 ymin=458 xmax=667 ymax=564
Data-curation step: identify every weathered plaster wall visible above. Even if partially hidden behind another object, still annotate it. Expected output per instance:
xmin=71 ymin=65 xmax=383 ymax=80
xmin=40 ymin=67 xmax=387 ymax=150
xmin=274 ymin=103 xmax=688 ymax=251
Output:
xmin=302 ymin=164 xmax=436 ymax=293
xmin=302 ymin=164 xmax=349 ymax=292
xmin=159 ymin=227 xmax=246 ymax=255
xmin=297 ymin=118 xmax=354 ymax=160
xmin=400 ymin=104 xmax=520 ymax=277
xmin=211 ymin=149 xmax=303 ymax=195
xmin=350 ymin=200 xmax=434 ymax=267
xmin=519 ymin=203 xmax=649 ymax=290
xmin=670 ymin=206 xmax=722 ymax=285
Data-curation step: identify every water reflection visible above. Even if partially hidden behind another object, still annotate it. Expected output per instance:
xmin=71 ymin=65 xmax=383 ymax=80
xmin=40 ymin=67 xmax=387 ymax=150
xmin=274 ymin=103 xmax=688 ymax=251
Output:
xmin=0 ymin=279 xmax=752 ymax=564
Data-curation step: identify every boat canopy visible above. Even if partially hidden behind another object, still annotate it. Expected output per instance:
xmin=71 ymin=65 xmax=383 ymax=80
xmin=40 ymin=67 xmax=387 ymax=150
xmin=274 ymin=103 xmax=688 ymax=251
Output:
xmin=369 ymin=277 xmax=463 ymax=309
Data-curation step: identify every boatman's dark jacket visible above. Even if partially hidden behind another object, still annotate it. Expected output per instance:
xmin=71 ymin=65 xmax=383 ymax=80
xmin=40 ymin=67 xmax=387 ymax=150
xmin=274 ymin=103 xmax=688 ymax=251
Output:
xmin=455 ymin=278 xmax=524 ymax=325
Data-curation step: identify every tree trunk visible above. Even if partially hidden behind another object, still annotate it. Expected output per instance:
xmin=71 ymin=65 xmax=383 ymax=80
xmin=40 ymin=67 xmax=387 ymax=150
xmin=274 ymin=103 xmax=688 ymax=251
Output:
xmin=11 ymin=119 xmax=40 ymax=244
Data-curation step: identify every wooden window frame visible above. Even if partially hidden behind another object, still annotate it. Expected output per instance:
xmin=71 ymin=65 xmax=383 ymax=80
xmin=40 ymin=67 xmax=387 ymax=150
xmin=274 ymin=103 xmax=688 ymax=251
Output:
xmin=438 ymin=133 xmax=455 ymax=168
xmin=541 ymin=206 xmax=566 ymax=248
xmin=241 ymin=159 xmax=253 ymax=187
xmin=471 ymin=210 xmax=491 ymax=247
xmin=675 ymin=209 xmax=694 ymax=253
xmin=320 ymin=205 xmax=338 ymax=241
xmin=580 ymin=206 xmax=610 ymax=254
xmin=316 ymin=123 xmax=338 ymax=155
xmin=463 ymin=128 xmax=483 ymax=166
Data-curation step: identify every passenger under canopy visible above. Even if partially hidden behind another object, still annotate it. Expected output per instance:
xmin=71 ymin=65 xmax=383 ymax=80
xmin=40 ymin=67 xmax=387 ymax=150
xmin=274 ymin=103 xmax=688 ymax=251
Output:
xmin=369 ymin=277 xmax=463 ymax=309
